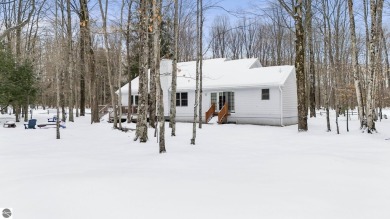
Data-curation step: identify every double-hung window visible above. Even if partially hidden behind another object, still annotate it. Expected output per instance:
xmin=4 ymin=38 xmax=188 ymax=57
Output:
xmin=261 ymin=89 xmax=270 ymax=100
xmin=176 ymin=92 xmax=188 ymax=107
xmin=131 ymin=95 xmax=139 ymax=105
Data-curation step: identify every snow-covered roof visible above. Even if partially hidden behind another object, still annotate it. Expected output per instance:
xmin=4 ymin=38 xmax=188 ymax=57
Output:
xmin=118 ymin=58 xmax=294 ymax=94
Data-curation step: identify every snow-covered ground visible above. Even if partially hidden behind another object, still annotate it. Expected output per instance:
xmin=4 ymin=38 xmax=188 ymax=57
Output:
xmin=1 ymin=109 xmax=390 ymax=219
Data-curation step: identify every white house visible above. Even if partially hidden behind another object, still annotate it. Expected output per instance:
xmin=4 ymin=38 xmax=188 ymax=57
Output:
xmin=117 ymin=58 xmax=298 ymax=126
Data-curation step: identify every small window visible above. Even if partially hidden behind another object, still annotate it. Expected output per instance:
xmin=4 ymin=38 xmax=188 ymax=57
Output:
xmin=262 ymin=89 xmax=270 ymax=100
xmin=131 ymin=95 xmax=139 ymax=105
xmin=176 ymin=92 xmax=188 ymax=107
xmin=227 ymin=92 xmax=235 ymax=112
xmin=211 ymin=93 xmax=217 ymax=106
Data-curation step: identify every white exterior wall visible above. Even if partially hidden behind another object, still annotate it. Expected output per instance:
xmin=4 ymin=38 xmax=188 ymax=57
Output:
xmin=281 ymin=70 xmax=298 ymax=125
xmin=119 ymin=60 xmax=172 ymax=113
xmin=120 ymin=94 xmax=128 ymax=107
xmin=228 ymin=87 xmax=282 ymax=126
xmin=117 ymin=60 xmax=297 ymax=126
xmin=120 ymin=84 xmax=296 ymax=126
xmin=172 ymin=90 xmax=196 ymax=122
xmin=163 ymin=82 xmax=298 ymax=126
xmin=174 ymin=87 xmax=285 ymax=126
xmin=160 ymin=60 xmax=172 ymax=119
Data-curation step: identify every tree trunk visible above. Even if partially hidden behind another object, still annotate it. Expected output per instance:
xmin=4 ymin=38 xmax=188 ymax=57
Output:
xmin=79 ymin=0 xmax=87 ymax=117
xmin=149 ymin=19 xmax=157 ymax=129
xmin=294 ymin=0 xmax=307 ymax=131
xmin=347 ymin=0 xmax=365 ymax=128
xmin=336 ymin=107 xmax=340 ymax=134
xmin=307 ymin=0 xmax=316 ymax=118
xmin=89 ymin=44 xmax=99 ymax=123
xmin=153 ymin=0 xmax=166 ymax=153
xmin=126 ymin=1 xmax=133 ymax=123
xmin=366 ymin=0 xmax=383 ymax=133
xmin=117 ymin=0 xmax=127 ymax=130
xmin=55 ymin=0 xmax=60 ymax=139
xmin=98 ymin=0 xmax=117 ymax=127
xmin=170 ymin=0 xmax=178 ymax=136
xmin=198 ymin=0 xmax=203 ymax=128
xmin=381 ymin=29 xmax=390 ymax=88
xmin=191 ymin=0 xmax=201 ymax=145
xmin=83 ymin=2 xmax=97 ymax=124
xmin=321 ymin=0 xmax=331 ymax=132
xmin=135 ymin=0 xmax=149 ymax=142
xmin=67 ymin=0 xmax=74 ymax=122
xmin=278 ymin=0 xmax=307 ymax=131
xmin=363 ymin=0 xmax=370 ymax=88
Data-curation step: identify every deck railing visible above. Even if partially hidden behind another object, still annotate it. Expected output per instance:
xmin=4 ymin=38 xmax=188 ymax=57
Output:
xmin=131 ymin=105 xmax=138 ymax=114
xmin=218 ymin=102 xmax=228 ymax=124
xmin=98 ymin=104 xmax=111 ymax=118
xmin=205 ymin=103 xmax=216 ymax=123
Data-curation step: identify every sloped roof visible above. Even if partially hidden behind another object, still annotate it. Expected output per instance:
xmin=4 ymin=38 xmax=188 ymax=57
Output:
xmin=118 ymin=58 xmax=294 ymax=94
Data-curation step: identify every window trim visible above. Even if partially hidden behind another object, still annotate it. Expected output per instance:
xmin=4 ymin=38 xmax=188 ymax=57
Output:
xmin=261 ymin=89 xmax=270 ymax=100
xmin=131 ymin=95 xmax=139 ymax=106
xmin=176 ymin=92 xmax=188 ymax=107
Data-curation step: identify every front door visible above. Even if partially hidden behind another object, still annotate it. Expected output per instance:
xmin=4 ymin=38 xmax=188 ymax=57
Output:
xmin=218 ymin=92 xmax=227 ymax=110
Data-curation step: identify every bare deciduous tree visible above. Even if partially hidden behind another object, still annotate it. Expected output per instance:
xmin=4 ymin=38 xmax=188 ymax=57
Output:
xmin=278 ymin=0 xmax=307 ymax=131
xmin=347 ymin=0 xmax=365 ymax=128
xmin=170 ymin=0 xmax=178 ymax=136
xmin=190 ymin=0 xmax=201 ymax=145
xmin=135 ymin=0 xmax=149 ymax=142
xmin=152 ymin=0 xmax=166 ymax=153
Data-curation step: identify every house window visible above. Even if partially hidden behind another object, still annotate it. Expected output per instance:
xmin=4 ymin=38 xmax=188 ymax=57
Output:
xmin=211 ymin=93 xmax=217 ymax=106
xmin=212 ymin=92 xmax=235 ymax=113
xmin=262 ymin=89 xmax=270 ymax=100
xmin=176 ymin=92 xmax=188 ymax=107
xmin=131 ymin=95 xmax=139 ymax=105
xmin=227 ymin=92 xmax=235 ymax=112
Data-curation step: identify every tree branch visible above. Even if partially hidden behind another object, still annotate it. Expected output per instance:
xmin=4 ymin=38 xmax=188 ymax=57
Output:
xmin=0 ymin=0 xmax=36 ymax=40
xmin=278 ymin=0 xmax=294 ymax=17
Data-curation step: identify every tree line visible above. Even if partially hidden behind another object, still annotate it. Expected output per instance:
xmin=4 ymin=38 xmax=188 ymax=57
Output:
xmin=0 ymin=0 xmax=388 ymax=152
xmin=210 ymin=0 xmax=388 ymax=133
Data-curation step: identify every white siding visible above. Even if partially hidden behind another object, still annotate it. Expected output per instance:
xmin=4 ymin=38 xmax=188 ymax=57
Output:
xmin=118 ymin=59 xmax=297 ymax=126
xmin=227 ymin=87 xmax=281 ymax=125
xmin=166 ymin=90 xmax=196 ymax=122
xmin=282 ymin=69 xmax=298 ymax=125
xmin=120 ymin=94 xmax=129 ymax=107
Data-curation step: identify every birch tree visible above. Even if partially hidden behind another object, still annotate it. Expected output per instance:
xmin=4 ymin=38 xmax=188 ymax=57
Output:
xmin=190 ymin=0 xmax=201 ymax=145
xmin=347 ymin=0 xmax=365 ymax=128
xmin=198 ymin=0 xmax=203 ymax=128
xmin=170 ymin=0 xmax=178 ymax=136
xmin=152 ymin=0 xmax=166 ymax=153
xmin=98 ymin=0 xmax=118 ymax=127
xmin=366 ymin=0 xmax=384 ymax=133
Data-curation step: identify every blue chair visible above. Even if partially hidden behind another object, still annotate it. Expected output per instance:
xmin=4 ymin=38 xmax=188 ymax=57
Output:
xmin=24 ymin=119 xmax=37 ymax=129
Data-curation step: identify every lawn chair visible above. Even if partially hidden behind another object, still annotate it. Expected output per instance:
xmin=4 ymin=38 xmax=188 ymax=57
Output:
xmin=24 ymin=119 xmax=37 ymax=129
xmin=3 ymin=121 xmax=16 ymax=128
xmin=48 ymin=116 xmax=57 ymax=122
